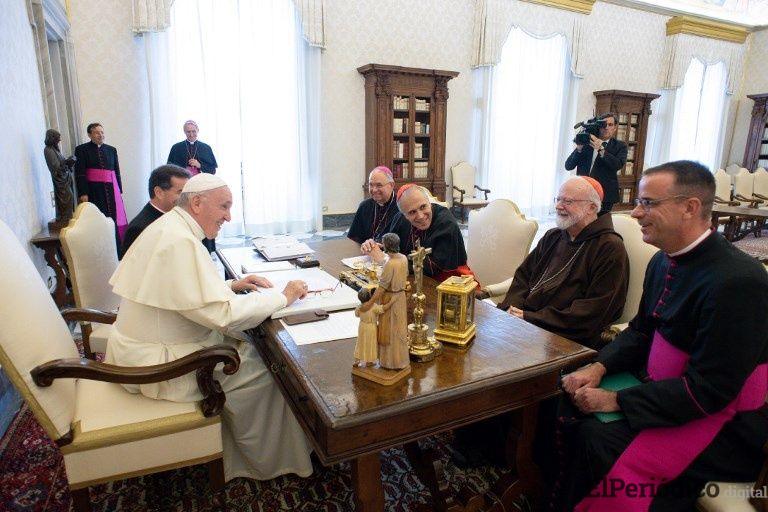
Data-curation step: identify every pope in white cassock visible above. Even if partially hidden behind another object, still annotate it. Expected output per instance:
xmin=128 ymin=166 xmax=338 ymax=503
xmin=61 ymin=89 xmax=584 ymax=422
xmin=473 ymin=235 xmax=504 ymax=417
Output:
xmin=106 ymin=173 xmax=314 ymax=481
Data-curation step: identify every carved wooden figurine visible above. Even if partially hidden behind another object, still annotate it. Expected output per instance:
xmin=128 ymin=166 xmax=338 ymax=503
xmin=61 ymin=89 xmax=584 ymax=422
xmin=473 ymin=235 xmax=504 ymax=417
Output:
xmin=354 ymin=288 xmax=386 ymax=367
xmin=372 ymin=233 xmax=409 ymax=370
xmin=44 ymin=128 xmax=76 ymax=229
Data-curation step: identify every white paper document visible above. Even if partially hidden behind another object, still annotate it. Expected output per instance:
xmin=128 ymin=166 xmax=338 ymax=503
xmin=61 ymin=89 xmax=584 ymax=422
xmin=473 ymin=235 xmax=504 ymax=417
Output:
xmin=252 ymin=236 xmax=315 ymax=261
xmin=280 ymin=310 xmax=359 ymax=345
xmin=256 ymin=267 xmax=360 ymax=319
xmin=341 ymin=255 xmax=372 ymax=268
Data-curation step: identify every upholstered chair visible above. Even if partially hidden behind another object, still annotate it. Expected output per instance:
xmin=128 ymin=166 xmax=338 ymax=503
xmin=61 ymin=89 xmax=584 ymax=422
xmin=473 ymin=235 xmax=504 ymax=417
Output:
xmin=725 ymin=163 xmax=742 ymax=178
xmin=471 ymin=199 xmax=538 ymax=304
xmin=419 ymin=185 xmax=448 ymax=208
xmin=60 ymin=203 xmax=121 ymax=356
xmin=733 ymin=168 xmax=762 ymax=208
xmin=449 ymin=161 xmax=491 ymax=221
xmin=600 ymin=214 xmax=658 ymax=342
xmin=714 ymin=169 xmax=737 ymax=205
xmin=0 ymin=218 xmax=238 ymax=512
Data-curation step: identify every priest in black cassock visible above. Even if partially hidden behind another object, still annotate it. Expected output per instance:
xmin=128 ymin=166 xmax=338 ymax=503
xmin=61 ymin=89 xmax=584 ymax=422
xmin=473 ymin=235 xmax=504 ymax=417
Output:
xmin=167 ymin=120 xmax=218 ymax=176
xmin=75 ymin=122 xmax=127 ymax=242
xmin=120 ymin=165 xmax=190 ymax=258
xmin=347 ymin=166 xmax=399 ymax=244
xmin=364 ymin=183 xmax=470 ymax=281
xmin=556 ymin=161 xmax=768 ymax=511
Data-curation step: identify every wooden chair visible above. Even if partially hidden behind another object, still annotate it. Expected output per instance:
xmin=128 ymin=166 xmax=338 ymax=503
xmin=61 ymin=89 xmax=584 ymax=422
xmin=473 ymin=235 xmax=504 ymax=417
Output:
xmin=449 ymin=161 xmax=490 ymax=221
xmin=0 ymin=218 xmax=238 ymax=512
xmin=725 ymin=163 xmax=742 ymax=179
xmin=696 ymin=445 xmax=768 ymax=511
xmin=60 ymin=203 xmax=121 ymax=357
xmin=468 ymin=199 xmax=537 ymax=300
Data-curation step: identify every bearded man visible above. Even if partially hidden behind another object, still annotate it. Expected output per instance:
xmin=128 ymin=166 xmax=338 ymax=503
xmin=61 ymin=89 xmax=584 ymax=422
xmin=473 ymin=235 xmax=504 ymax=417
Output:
xmin=492 ymin=176 xmax=629 ymax=349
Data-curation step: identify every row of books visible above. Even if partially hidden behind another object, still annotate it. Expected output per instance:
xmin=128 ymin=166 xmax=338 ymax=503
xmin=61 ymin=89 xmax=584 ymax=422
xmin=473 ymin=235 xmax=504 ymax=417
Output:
xmin=393 ymin=141 xmax=409 ymax=159
xmin=393 ymin=163 xmax=410 ymax=179
xmin=617 ymin=126 xmax=636 ymax=142
xmin=393 ymin=96 xmax=409 ymax=110
xmin=413 ymin=161 xmax=428 ymax=178
xmin=414 ymin=143 xmax=425 ymax=159
xmin=414 ymin=98 xmax=430 ymax=112
xmin=392 ymin=118 xmax=431 ymax=135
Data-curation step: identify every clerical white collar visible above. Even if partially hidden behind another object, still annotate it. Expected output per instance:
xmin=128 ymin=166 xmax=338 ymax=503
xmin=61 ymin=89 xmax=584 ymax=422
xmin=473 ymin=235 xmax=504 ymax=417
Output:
xmin=187 ymin=140 xmax=196 ymax=145
xmin=148 ymin=201 xmax=165 ymax=214
xmin=668 ymin=228 xmax=712 ymax=257
xmin=172 ymin=206 xmax=205 ymax=241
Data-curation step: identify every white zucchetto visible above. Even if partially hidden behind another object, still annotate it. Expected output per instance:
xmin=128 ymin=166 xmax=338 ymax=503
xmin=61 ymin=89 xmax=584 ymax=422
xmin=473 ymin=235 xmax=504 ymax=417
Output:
xmin=182 ymin=173 xmax=228 ymax=193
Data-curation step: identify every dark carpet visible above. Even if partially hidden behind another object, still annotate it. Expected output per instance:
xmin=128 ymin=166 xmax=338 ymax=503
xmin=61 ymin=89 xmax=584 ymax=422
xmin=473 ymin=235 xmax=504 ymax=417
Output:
xmin=0 ymin=403 xmax=504 ymax=511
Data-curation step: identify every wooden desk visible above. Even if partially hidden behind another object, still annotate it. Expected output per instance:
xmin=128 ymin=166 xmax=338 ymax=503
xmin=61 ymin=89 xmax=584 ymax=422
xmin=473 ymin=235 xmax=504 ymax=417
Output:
xmin=712 ymin=204 xmax=768 ymax=241
xmin=30 ymin=226 xmax=72 ymax=308
xmin=219 ymin=238 xmax=595 ymax=511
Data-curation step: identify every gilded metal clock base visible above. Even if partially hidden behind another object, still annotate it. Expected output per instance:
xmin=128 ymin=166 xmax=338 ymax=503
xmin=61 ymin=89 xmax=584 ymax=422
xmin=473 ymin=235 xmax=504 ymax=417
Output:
xmin=434 ymin=323 xmax=477 ymax=347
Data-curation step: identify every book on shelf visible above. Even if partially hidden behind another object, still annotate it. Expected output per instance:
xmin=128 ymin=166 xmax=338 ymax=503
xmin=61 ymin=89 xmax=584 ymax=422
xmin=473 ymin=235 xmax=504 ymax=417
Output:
xmin=414 ymin=121 xmax=430 ymax=135
xmin=413 ymin=161 xmax=428 ymax=179
xmin=629 ymin=127 xmax=636 ymax=142
xmin=393 ymin=95 xmax=409 ymax=110
xmin=392 ymin=117 xmax=407 ymax=133
xmin=619 ymin=113 xmax=628 ymax=123
xmin=414 ymin=98 xmax=430 ymax=112
xmin=627 ymin=146 xmax=635 ymax=160
xmin=414 ymin=143 xmax=423 ymax=159
xmin=630 ymin=114 xmax=638 ymax=124
xmin=392 ymin=141 xmax=409 ymax=159
xmin=393 ymin=162 xmax=410 ymax=179
xmin=617 ymin=126 xmax=627 ymax=141
xmin=624 ymin=162 xmax=634 ymax=175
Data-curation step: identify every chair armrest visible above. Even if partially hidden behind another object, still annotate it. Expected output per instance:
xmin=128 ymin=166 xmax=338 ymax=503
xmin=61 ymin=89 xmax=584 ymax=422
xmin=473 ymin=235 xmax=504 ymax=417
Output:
xmin=750 ymin=441 xmax=768 ymax=511
xmin=31 ymin=345 xmax=240 ymax=417
xmin=484 ymin=278 xmax=514 ymax=299
xmin=755 ymin=193 xmax=768 ymax=201
xmin=735 ymin=194 xmax=764 ymax=207
xmin=474 ymin=184 xmax=491 ymax=200
xmin=714 ymin=197 xmax=741 ymax=206
xmin=60 ymin=307 xmax=117 ymax=325
xmin=452 ymin=185 xmax=466 ymax=203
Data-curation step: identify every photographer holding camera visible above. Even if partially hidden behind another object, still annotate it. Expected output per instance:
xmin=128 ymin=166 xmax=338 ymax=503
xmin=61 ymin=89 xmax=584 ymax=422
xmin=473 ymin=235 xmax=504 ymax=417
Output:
xmin=565 ymin=113 xmax=627 ymax=214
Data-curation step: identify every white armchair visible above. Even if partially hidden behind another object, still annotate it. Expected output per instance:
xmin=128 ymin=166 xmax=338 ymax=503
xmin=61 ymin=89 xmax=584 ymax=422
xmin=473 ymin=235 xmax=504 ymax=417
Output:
xmin=449 ymin=161 xmax=490 ymax=221
xmin=60 ymin=202 xmax=121 ymax=357
xmin=0 ymin=218 xmax=238 ymax=512
xmin=468 ymin=199 xmax=537 ymax=302
xmin=608 ymin=214 xmax=657 ymax=332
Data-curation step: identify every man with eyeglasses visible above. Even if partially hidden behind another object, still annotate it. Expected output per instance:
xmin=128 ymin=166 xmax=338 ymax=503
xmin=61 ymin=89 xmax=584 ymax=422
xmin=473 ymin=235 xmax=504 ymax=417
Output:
xmin=486 ymin=176 xmax=629 ymax=350
xmin=347 ymin=166 xmax=399 ymax=244
xmin=565 ymin=112 xmax=627 ymax=215
xmin=556 ymin=161 xmax=768 ymax=511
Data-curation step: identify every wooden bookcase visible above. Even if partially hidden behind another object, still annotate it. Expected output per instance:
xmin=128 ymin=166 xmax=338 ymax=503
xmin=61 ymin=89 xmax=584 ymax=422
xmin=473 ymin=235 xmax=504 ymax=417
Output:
xmin=594 ymin=90 xmax=659 ymax=210
xmin=743 ymin=93 xmax=768 ymax=171
xmin=358 ymin=64 xmax=459 ymax=200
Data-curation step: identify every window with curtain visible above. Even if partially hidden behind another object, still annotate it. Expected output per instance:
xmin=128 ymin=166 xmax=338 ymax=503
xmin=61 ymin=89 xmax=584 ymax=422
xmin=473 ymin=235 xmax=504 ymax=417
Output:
xmin=475 ymin=28 xmax=572 ymax=219
xmin=646 ymin=59 xmax=728 ymax=172
xmin=159 ymin=0 xmax=320 ymax=235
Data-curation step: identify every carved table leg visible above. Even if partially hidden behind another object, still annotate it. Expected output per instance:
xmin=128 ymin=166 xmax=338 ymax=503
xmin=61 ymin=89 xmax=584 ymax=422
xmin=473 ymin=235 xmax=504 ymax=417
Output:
xmin=352 ymin=452 xmax=385 ymax=512
xmin=41 ymin=243 xmax=70 ymax=307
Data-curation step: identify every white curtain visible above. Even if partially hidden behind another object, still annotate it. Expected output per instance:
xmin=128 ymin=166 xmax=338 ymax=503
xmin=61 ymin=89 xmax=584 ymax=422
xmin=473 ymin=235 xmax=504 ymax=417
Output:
xmin=647 ymin=59 xmax=729 ymax=172
xmin=145 ymin=0 xmax=321 ymax=235
xmin=471 ymin=28 xmax=572 ymax=219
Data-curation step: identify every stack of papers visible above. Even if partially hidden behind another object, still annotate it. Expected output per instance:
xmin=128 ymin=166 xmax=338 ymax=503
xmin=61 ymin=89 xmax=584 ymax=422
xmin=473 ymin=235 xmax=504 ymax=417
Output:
xmin=252 ymin=236 xmax=315 ymax=261
xmin=280 ymin=310 xmax=359 ymax=345
xmin=242 ymin=261 xmax=294 ymax=273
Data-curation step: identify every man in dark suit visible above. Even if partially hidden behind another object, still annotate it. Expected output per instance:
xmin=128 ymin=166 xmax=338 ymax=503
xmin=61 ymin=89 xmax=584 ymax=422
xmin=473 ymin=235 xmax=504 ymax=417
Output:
xmin=120 ymin=165 xmax=190 ymax=258
xmin=565 ymin=113 xmax=627 ymax=214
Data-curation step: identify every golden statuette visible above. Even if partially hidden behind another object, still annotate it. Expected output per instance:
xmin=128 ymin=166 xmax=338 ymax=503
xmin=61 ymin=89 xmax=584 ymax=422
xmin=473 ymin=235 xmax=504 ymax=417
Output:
xmin=407 ymin=242 xmax=441 ymax=362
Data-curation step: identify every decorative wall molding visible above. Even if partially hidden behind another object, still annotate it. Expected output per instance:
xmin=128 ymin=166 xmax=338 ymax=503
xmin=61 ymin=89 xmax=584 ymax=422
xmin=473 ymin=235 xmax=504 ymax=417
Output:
xmin=666 ymin=15 xmax=749 ymax=44
xmin=520 ymin=0 xmax=596 ymax=15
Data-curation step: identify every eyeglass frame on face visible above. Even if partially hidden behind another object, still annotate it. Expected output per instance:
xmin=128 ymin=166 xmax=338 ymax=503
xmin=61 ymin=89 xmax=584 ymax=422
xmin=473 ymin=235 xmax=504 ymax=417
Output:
xmin=633 ymin=195 xmax=689 ymax=212
xmin=554 ymin=196 xmax=592 ymax=207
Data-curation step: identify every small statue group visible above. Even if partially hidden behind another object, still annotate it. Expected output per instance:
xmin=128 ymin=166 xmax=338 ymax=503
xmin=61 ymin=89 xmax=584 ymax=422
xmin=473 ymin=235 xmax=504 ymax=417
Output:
xmin=353 ymin=233 xmax=409 ymax=371
xmin=44 ymin=128 xmax=76 ymax=228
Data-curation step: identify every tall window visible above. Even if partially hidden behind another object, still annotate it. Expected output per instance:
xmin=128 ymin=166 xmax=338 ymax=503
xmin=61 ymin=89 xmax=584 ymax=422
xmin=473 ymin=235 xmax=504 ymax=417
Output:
xmin=647 ymin=59 xmax=728 ymax=172
xmin=478 ymin=28 xmax=571 ymax=218
xmin=669 ymin=59 xmax=728 ymax=171
xmin=160 ymin=0 xmax=320 ymax=235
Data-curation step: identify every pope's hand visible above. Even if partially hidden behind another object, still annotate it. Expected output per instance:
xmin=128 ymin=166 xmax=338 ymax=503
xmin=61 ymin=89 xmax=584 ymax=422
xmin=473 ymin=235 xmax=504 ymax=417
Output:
xmin=573 ymin=387 xmax=619 ymax=414
xmin=231 ymin=274 xmax=273 ymax=292
xmin=561 ymin=362 xmax=606 ymax=397
xmin=282 ymin=280 xmax=308 ymax=305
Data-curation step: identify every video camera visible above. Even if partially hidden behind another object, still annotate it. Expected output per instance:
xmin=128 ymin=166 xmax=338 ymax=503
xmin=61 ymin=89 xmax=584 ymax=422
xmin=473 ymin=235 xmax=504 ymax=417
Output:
xmin=573 ymin=116 xmax=607 ymax=146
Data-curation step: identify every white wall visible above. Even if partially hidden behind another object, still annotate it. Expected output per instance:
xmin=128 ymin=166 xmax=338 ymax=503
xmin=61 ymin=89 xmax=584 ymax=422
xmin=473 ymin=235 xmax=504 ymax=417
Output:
xmin=0 ymin=0 xmax=55 ymax=276
xmin=69 ymin=0 xmax=151 ymax=219
xmin=727 ymin=29 xmax=768 ymax=167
